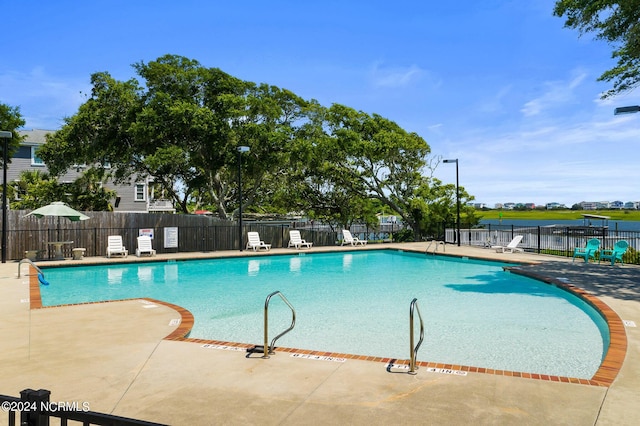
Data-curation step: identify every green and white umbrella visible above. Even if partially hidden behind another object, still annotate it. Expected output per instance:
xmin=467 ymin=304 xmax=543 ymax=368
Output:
xmin=25 ymin=202 xmax=90 ymax=221
xmin=24 ymin=202 xmax=90 ymax=241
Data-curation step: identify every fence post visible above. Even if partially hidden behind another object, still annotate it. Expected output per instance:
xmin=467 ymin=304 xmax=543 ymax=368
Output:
xmin=537 ymin=226 xmax=541 ymax=254
xmin=20 ymin=388 xmax=50 ymax=426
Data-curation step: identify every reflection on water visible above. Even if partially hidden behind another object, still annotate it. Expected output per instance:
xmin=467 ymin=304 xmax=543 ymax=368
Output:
xmin=107 ymin=268 xmax=123 ymax=285
xmin=248 ymin=260 xmax=260 ymax=276
xmin=138 ymin=266 xmax=154 ymax=284
xmin=164 ymin=264 xmax=178 ymax=284
xmin=289 ymin=257 xmax=301 ymax=272
xmin=343 ymin=254 xmax=352 ymax=270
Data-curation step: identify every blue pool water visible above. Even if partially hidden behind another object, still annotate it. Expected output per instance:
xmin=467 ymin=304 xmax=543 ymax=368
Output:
xmin=39 ymin=250 xmax=609 ymax=378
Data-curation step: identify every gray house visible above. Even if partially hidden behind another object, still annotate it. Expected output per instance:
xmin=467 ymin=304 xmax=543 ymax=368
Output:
xmin=7 ymin=129 xmax=175 ymax=213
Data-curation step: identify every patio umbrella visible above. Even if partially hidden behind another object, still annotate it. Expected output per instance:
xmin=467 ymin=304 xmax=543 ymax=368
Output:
xmin=25 ymin=201 xmax=90 ymax=222
xmin=24 ymin=201 xmax=90 ymax=241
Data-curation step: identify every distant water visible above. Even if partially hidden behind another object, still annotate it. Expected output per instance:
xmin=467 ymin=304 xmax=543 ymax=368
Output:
xmin=481 ymin=219 xmax=640 ymax=232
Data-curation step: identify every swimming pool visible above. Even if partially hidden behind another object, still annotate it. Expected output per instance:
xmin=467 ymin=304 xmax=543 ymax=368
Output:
xmin=40 ymin=250 xmax=609 ymax=378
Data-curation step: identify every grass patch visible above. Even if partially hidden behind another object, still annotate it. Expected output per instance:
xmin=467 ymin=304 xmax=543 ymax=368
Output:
xmin=479 ymin=210 xmax=640 ymax=221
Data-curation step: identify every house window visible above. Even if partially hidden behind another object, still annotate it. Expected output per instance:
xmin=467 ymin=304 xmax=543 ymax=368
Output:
xmin=31 ymin=147 xmax=44 ymax=166
xmin=135 ymin=184 xmax=146 ymax=201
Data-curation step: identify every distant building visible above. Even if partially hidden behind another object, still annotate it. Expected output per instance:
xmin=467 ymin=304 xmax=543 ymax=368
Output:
xmin=524 ymin=203 xmax=536 ymax=209
xmin=624 ymin=201 xmax=639 ymax=210
xmin=545 ymin=202 xmax=566 ymax=209
xmin=610 ymin=200 xmax=624 ymax=209
xmin=8 ymin=129 xmax=176 ymax=213
xmin=503 ymin=203 xmax=516 ymax=210
xmin=580 ymin=202 xmax=598 ymax=210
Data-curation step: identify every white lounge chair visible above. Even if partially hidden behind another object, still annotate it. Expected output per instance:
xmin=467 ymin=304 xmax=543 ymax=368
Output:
xmin=136 ymin=235 xmax=156 ymax=257
xmin=106 ymin=235 xmax=128 ymax=258
xmin=288 ymin=230 xmax=313 ymax=249
xmin=246 ymin=231 xmax=271 ymax=251
xmin=491 ymin=235 xmax=524 ymax=253
xmin=341 ymin=230 xmax=367 ymax=246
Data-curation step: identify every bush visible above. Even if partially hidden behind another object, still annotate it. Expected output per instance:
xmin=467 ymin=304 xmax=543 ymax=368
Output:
xmin=393 ymin=229 xmax=414 ymax=242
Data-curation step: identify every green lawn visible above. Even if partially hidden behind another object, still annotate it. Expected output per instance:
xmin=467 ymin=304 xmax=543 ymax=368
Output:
xmin=479 ymin=209 xmax=640 ymax=221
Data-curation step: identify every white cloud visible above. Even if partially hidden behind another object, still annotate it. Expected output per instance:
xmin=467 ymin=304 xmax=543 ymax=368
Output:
xmin=434 ymin=108 xmax=640 ymax=207
xmin=520 ymin=71 xmax=587 ymax=117
xmin=369 ymin=63 xmax=425 ymax=88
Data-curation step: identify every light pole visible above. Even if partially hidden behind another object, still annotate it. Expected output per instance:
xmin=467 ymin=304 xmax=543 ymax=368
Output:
xmin=1 ymin=130 xmax=12 ymax=263
xmin=443 ymin=158 xmax=460 ymax=246
xmin=237 ymin=146 xmax=250 ymax=251
xmin=614 ymin=105 xmax=640 ymax=115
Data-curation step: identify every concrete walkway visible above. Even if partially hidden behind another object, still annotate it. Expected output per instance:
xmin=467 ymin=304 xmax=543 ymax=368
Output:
xmin=0 ymin=243 xmax=638 ymax=425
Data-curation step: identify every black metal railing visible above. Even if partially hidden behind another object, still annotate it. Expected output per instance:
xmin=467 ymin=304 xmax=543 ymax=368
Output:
xmin=1 ymin=388 xmax=166 ymax=426
xmin=444 ymin=224 xmax=640 ymax=265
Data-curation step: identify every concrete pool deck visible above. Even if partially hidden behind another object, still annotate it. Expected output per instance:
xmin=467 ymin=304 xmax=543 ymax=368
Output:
xmin=0 ymin=242 xmax=638 ymax=425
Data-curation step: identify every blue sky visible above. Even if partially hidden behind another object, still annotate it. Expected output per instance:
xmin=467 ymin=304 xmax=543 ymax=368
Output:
xmin=2 ymin=0 xmax=640 ymax=207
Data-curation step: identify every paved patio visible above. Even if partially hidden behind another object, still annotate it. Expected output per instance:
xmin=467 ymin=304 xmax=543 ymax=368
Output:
xmin=1 ymin=243 xmax=638 ymax=425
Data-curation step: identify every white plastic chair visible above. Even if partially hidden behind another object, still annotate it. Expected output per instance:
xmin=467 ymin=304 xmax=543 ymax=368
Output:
xmin=288 ymin=230 xmax=313 ymax=249
xmin=106 ymin=235 xmax=128 ymax=258
xmin=491 ymin=235 xmax=524 ymax=253
xmin=136 ymin=235 xmax=156 ymax=257
xmin=246 ymin=232 xmax=271 ymax=251
xmin=341 ymin=230 xmax=367 ymax=246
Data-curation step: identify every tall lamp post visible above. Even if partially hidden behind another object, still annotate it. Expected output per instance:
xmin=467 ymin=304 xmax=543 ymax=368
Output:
xmin=1 ymin=130 xmax=12 ymax=263
xmin=237 ymin=146 xmax=250 ymax=251
xmin=443 ymin=158 xmax=460 ymax=246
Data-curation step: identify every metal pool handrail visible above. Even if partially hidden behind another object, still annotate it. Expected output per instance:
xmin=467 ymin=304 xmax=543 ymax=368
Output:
xmin=262 ymin=291 xmax=296 ymax=359
xmin=425 ymin=240 xmax=445 ymax=254
xmin=18 ymin=258 xmax=44 ymax=278
xmin=409 ymin=298 xmax=424 ymax=375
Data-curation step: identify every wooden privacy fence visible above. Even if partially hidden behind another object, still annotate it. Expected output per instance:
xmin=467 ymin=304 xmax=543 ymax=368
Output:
xmin=2 ymin=210 xmax=345 ymax=261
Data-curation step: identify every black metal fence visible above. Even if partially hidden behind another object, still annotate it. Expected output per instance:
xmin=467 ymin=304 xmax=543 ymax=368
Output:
xmin=445 ymin=224 xmax=640 ymax=265
xmin=0 ymin=388 xmax=166 ymax=426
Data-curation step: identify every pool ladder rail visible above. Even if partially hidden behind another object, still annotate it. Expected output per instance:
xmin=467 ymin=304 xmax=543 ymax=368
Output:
xmin=409 ymin=298 xmax=425 ymax=374
xmin=247 ymin=291 xmax=296 ymax=359
xmin=17 ymin=258 xmax=45 ymax=279
xmin=425 ymin=240 xmax=445 ymax=254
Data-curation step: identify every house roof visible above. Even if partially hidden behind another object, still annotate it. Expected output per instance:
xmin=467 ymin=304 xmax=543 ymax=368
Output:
xmin=18 ymin=129 xmax=55 ymax=145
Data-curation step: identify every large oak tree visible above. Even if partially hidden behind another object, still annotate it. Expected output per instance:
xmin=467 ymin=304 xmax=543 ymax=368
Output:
xmin=39 ymin=54 xmax=476 ymax=238
xmin=40 ymin=55 xmax=306 ymax=217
